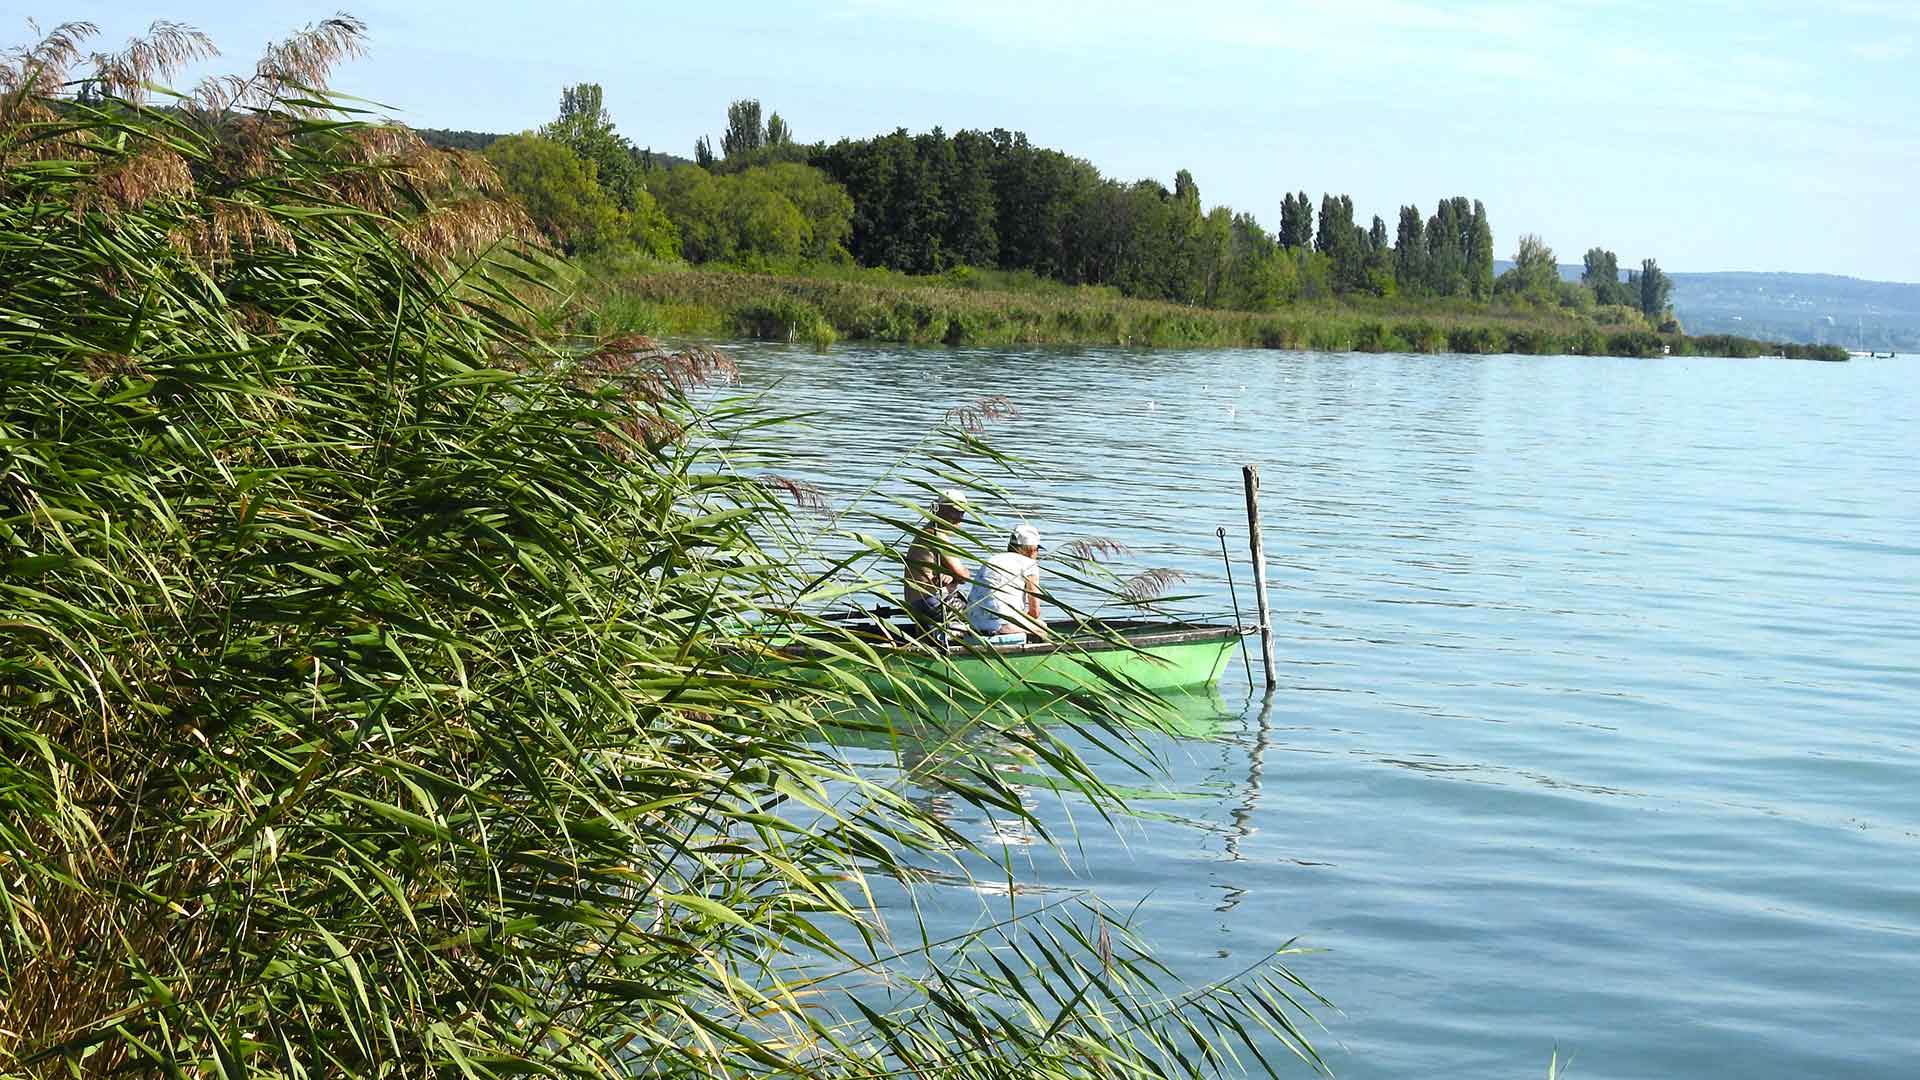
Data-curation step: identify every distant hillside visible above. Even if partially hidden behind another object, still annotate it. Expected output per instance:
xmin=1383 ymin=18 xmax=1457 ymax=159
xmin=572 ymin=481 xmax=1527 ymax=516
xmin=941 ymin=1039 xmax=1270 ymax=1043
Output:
xmin=415 ymin=127 xmax=692 ymax=171
xmin=1666 ymin=272 xmax=1919 ymax=351
xmin=1493 ymin=261 xmax=1919 ymax=350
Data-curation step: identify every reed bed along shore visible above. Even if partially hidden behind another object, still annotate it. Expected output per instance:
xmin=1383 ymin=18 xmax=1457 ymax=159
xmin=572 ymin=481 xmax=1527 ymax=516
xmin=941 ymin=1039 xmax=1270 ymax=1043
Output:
xmin=3 ymin=18 xmax=1330 ymax=1078
xmin=574 ymin=258 xmax=1850 ymax=361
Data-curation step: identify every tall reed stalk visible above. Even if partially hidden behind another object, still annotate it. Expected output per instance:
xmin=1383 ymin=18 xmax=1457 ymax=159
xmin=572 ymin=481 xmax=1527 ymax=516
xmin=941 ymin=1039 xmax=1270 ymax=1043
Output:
xmin=1 ymin=18 xmax=1326 ymax=1077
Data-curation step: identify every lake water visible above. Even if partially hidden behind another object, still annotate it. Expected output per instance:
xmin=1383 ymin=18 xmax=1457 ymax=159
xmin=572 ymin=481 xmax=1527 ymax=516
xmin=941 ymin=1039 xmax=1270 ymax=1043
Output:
xmin=732 ymin=342 xmax=1920 ymax=1079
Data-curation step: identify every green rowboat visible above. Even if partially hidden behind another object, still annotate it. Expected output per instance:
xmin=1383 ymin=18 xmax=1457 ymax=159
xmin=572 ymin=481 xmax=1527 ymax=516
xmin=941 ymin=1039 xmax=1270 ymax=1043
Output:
xmin=775 ymin=615 xmax=1250 ymax=697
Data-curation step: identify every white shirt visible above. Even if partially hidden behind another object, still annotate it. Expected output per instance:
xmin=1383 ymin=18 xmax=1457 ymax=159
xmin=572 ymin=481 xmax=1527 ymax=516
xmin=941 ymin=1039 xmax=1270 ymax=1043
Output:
xmin=965 ymin=551 xmax=1040 ymax=633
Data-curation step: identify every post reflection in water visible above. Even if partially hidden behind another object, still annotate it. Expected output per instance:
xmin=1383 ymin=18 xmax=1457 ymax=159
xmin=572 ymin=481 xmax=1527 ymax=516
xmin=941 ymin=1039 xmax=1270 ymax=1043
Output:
xmin=1216 ymin=693 xmax=1275 ymax=913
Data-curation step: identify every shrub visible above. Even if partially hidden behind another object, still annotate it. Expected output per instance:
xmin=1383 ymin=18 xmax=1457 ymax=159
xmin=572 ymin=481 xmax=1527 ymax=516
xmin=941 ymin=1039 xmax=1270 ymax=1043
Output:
xmin=1353 ymin=321 xmax=1410 ymax=352
xmin=1394 ymin=320 xmax=1448 ymax=353
xmin=734 ymin=294 xmax=833 ymax=342
xmin=1447 ymin=325 xmax=1506 ymax=354
xmin=1606 ymin=329 xmax=1666 ymax=357
xmin=1504 ymin=327 xmax=1565 ymax=355
xmin=1308 ymin=324 xmax=1352 ymax=351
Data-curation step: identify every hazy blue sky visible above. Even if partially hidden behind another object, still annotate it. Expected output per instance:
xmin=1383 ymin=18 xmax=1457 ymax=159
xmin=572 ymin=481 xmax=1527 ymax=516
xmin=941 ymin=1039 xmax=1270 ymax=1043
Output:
xmin=22 ymin=2 xmax=1920 ymax=281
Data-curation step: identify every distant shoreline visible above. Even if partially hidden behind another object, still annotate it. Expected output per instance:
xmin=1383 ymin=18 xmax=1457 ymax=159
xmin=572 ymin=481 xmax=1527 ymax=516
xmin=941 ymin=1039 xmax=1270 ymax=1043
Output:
xmin=574 ymin=260 xmax=1852 ymax=362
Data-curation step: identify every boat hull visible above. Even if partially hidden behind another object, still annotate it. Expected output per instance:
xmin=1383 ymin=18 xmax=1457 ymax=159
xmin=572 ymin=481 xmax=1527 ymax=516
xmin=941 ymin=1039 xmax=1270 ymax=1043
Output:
xmin=771 ymin=618 xmax=1247 ymax=698
xmin=898 ymin=634 xmax=1238 ymax=695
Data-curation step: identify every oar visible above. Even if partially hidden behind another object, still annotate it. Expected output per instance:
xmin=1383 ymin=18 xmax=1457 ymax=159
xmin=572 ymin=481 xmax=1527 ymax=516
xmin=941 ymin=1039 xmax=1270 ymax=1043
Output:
xmin=1217 ymin=526 xmax=1254 ymax=686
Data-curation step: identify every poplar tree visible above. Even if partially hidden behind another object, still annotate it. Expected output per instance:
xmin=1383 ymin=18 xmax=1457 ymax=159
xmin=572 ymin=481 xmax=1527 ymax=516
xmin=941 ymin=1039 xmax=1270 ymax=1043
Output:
xmin=1395 ymin=205 xmax=1427 ymax=293
xmin=540 ymin=82 xmax=638 ymax=208
xmin=1279 ymin=192 xmax=1312 ymax=249
xmin=1427 ymin=198 xmax=1464 ymax=295
xmin=1583 ymin=247 xmax=1623 ymax=304
xmin=1469 ymin=200 xmax=1494 ymax=300
xmin=1639 ymin=258 xmax=1672 ymax=319
xmin=1315 ymin=193 xmax=1342 ymax=254
xmin=722 ymin=99 xmax=765 ymax=160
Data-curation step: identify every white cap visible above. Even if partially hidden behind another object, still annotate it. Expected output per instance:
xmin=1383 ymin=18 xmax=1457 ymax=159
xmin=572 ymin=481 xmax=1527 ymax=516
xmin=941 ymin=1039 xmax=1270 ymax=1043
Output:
xmin=931 ymin=488 xmax=970 ymax=514
xmin=1011 ymin=523 xmax=1042 ymax=550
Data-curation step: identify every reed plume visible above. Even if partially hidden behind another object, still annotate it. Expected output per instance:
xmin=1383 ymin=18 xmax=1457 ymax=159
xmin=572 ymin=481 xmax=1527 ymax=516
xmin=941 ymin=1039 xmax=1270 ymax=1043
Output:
xmin=1117 ymin=567 xmax=1190 ymax=603
xmin=73 ymin=145 xmax=194 ymax=212
xmin=250 ymin=13 xmax=365 ymax=110
xmin=759 ymin=474 xmax=830 ymax=511
xmin=578 ymin=333 xmax=739 ymax=401
xmin=0 ymin=19 xmax=95 ymax=95
xmin=943 ymin=393 xmax=1021 ymax=432
xmin=191 ymin=198 xmax=295 ymax=263
xmin=398 ymin=195 xmax=534 ymax=260
xmin=83 ymin=19 xmax=216 ymax=100
xmin=1058 ymin=536 xmax=1134 ymax=563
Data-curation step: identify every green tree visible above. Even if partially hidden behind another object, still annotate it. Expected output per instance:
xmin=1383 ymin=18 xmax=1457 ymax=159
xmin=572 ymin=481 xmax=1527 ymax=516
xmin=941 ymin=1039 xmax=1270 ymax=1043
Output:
xmin=972 ymin=129 xmax=1094 ymax=277
xmin=1498 ymin=232 xmax=1559 ymax=302
xmin=624 ymin=185 xmax=681 ymax=259
xmin=725 ymin=181 xmax=808 ymax=258
xmin=945 ymin=129 xmax=1000 ymax=267
xmin=646 ymin=164 xmax=735 ymax=262
xmin=1222 ymin=211 xmax=1297 ymax=309
xmin=694 ymin=135 xmax=714 ymax=168
xmin=1582 ymin=247 xmax=1628 ymax=305
xmin=765 ymin=110 xmax=792 ymax=147
xmin=1314 ymin=193 xmax=1340 ymax=254
xmin=1278 ymin=191 xmax=1312 ymax=250
xmin=540 ymin=83 xmax=638 ymax=209
xmin=1468 ymin=200 xmax=1494 ymax=299
xmin=1196 ymin=204 xmax=1235 ymax=306
xmin=1394 ymin=205 xmax=1427 ymax=294
xmin=1311 ymin=194 xmax=1367 ymax=293
xmin=485 ymin=133 xmax=624 ymax=254
xmin=1639 ymin=257 xmax=1672 ymax=320
xmin=1426 ymin=198 xmax=1465 ymax=295
xmin=1162 ymin=169 xmax=1207 ymax=303
xmin=722 ymin=98 xmax=764 ymax=160
xmin=743 ymin=163 xmax=855 ymax=260
xmin=1294 ymin=246 xmax=1335 ymax=300
xmin=1582 ymin=247 xmax=1618 ymax=288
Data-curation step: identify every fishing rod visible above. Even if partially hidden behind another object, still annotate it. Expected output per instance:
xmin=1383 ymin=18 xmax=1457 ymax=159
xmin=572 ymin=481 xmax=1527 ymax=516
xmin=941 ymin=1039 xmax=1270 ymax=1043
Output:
xmin=1217 ymin=525 xmax=1254 ymax=686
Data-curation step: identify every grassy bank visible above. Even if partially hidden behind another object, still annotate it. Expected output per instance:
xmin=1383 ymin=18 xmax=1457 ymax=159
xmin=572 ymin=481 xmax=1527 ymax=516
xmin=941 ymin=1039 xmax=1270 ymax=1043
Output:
xmin=575 ymin=255 xmax=1851 ymax=361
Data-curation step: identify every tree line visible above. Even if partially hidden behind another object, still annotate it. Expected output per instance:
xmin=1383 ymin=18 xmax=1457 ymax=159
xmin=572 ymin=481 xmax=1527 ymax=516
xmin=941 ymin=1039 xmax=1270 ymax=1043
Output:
xmin=480 ymin=86 xmax=1673 ymax=323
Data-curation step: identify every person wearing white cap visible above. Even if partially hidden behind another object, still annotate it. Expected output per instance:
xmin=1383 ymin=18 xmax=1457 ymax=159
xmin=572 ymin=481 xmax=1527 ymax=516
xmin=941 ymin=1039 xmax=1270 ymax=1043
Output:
xmin=964 ymin=523 xmax=1046 ymax=644
xmin=902 ymin=489 xmax=972 ymax=628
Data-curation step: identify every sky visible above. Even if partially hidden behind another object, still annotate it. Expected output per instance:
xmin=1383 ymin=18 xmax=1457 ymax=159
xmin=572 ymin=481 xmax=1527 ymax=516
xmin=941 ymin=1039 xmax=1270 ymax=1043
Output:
xmin=18 ymin=1 xmax=1920 ymax=281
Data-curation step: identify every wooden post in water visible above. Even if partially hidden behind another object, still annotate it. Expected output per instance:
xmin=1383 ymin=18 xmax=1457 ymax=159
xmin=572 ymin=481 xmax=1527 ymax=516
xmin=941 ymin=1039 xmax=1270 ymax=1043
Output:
xmin=1241 ymin=464 xmax=1278 ymax=691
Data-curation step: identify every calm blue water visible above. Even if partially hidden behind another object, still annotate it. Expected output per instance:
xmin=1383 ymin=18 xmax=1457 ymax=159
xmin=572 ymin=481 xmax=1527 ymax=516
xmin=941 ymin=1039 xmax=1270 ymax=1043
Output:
xmin=734 ymin=343 xmax=1920 ymax=1079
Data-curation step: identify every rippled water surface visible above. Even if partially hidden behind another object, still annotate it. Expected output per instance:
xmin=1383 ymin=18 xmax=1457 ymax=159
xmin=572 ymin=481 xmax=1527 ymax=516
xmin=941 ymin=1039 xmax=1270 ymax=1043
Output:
xmin=734 ymin=344 xmax=1919 ymax=1079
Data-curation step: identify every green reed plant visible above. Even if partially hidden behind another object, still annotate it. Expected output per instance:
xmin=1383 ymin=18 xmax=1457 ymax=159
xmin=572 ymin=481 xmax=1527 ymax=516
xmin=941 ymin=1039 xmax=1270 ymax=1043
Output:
xmin=1 ymin=18 xmax=1328 ymax=1078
